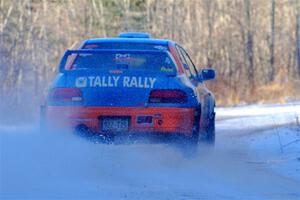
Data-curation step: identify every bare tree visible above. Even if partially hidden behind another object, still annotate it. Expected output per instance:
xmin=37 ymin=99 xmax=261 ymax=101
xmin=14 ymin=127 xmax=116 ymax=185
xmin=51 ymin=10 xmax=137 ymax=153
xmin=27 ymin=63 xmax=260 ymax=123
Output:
xmin=269 ymin=0 xmax=276 ymax=81
xmin=1 ymin=0 xmax=300 ymax=121
xmin=244 ymin=0 xmax=254 ymax=95
xmin=296 ymin=0 xmax=300 ymax=76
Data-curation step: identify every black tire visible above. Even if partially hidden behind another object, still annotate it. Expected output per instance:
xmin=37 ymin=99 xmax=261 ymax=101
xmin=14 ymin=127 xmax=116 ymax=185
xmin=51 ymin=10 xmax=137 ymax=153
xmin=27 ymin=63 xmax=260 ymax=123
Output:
xmin=201 ymin=116 xmax=215 ymax=145
xmin=206 ymin=116 xmax=215 ymax=144
xmin=74 ymin=125 xmax=114 ymax=144
xmin=178 ymin=119 xmax=200 ymax=157
xmin=190 ymin=106 xmax=201 ymax=145
xmin=190 ymin=127 xmax=200 ymax=146
xmin=75 ymin=124 xmax=93 ymax=137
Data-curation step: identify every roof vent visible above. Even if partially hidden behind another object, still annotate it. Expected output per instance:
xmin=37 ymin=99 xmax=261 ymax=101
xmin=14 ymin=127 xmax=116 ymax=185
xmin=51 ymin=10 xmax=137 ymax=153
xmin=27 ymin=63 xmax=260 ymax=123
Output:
xmin=118 ymin=32 xmax=151 ymax=38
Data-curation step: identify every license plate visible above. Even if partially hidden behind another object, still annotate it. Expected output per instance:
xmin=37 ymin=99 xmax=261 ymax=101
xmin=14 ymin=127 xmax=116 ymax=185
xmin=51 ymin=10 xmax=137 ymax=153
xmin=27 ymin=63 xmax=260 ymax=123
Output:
xmin=101 ymin=117 xmax=129 ymax=132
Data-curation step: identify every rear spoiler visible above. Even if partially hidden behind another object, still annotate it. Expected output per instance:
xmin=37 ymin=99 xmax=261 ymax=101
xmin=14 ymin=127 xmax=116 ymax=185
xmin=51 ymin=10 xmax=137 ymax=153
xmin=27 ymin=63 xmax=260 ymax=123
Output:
xmin=58 ymin=49 xmax=173 ymax=73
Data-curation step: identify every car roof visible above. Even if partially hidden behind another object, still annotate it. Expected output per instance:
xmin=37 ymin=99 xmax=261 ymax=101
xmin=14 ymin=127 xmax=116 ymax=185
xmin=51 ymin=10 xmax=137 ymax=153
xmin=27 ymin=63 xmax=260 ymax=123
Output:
xmin=83 ymin=37 xmax=174 ymax=46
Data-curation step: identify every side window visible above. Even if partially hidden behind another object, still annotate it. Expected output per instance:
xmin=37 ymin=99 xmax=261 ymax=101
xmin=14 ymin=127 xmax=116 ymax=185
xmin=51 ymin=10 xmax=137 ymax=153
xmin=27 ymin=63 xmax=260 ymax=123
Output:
xmin=175 ymin=45 xmax=192 ymax=78
xmin=179 ymin=47 xmax=198 ymax=78
xmin=176 ymin=45 xmax=198 ymax=80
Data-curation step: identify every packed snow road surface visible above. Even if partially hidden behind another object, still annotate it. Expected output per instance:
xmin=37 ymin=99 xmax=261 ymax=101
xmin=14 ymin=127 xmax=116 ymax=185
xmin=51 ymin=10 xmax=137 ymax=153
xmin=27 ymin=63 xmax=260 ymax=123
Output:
xmin=1 ymin=103 xmax=300 ymax=200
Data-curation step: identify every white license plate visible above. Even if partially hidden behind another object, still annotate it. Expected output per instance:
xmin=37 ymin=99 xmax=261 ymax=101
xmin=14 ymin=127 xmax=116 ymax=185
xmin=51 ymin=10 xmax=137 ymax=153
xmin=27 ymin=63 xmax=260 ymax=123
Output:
xmin=101 ymin=117 xmax=129 ymax=132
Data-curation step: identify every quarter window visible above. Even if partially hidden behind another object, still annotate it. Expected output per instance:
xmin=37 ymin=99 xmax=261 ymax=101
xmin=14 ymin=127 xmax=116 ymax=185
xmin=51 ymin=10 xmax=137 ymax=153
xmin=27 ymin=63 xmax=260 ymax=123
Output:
xmin=175 ymin=46 xmax=192 ymax=78
xmin=176 ymin=45 xmax=198 ymax=79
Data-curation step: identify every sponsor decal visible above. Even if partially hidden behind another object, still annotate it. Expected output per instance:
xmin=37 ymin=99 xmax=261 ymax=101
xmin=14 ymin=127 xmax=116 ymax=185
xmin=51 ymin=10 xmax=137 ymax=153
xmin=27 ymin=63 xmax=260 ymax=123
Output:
xmin=109 ymin=69 xmax=123 ymax=74
xmin=160 ymin=66 xmax=174 ymax=72
xmin=75 ymin=76 xmax=156 ymax=88
xmin=75 ymin=77 xmax=87 ymax=87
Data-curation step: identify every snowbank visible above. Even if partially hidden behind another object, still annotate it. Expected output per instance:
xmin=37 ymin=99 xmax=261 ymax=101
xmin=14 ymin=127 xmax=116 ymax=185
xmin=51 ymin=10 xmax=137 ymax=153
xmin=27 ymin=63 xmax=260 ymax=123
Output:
xmin=248 ymin=125 xmax=300 ymax=182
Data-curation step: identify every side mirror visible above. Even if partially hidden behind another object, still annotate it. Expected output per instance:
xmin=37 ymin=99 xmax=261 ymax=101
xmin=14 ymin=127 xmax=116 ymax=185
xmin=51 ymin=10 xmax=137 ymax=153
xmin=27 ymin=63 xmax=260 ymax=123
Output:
xmin=201 ymin=68 xmax=216 ymax=81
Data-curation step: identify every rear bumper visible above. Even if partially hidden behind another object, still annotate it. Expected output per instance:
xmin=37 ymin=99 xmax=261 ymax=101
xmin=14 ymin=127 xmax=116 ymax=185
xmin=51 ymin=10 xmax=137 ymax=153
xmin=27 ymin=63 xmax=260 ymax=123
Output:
xmin=45 ymin=106 xmax=196 ymax=136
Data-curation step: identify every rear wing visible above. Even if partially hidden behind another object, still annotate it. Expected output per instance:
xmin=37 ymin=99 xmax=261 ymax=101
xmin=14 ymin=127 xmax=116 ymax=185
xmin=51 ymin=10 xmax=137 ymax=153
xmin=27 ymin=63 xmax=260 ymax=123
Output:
xmin=58 ymin=49 xmax=176 ymax=74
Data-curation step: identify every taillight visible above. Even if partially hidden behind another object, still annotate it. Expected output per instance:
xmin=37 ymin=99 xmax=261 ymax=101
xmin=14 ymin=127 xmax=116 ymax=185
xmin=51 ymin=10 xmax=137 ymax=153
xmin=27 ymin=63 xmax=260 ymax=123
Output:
xmin=49 ymin=88 xmax=83 ymax=103
xmin=148 ymin=90 xmax=187 ymax=103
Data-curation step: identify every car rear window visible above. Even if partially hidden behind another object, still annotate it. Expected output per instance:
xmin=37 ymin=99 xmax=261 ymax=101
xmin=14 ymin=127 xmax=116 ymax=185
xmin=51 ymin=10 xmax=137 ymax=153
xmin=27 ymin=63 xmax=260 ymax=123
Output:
xmin=67 ymin=52 xmax=176 ymax=73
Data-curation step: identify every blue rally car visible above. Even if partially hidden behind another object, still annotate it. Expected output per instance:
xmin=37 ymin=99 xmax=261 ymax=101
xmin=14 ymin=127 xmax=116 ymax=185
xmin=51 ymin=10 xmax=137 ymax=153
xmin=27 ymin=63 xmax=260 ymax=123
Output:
xmin=41 ymin=32 xmax=216 ymax=145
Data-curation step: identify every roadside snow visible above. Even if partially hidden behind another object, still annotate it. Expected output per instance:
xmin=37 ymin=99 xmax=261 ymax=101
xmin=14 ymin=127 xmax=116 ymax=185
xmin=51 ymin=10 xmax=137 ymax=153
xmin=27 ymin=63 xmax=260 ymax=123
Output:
xmin=217 ymin=102 xmax=300 ymax=129
xmin=216 ymin=102 xmax=300 ymax=183
xmin=216 ymin=102 xmax=300 ymax=135
xmin=248 ymin=125 xmax=300 ymax=182
xmin=217 ymin=102 xmax=300 ymax=117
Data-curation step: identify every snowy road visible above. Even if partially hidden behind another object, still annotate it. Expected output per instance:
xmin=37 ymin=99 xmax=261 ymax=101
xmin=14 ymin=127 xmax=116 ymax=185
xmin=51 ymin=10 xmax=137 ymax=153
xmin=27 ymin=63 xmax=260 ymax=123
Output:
xmin=0 ymin=103 xmax=300 ymax=200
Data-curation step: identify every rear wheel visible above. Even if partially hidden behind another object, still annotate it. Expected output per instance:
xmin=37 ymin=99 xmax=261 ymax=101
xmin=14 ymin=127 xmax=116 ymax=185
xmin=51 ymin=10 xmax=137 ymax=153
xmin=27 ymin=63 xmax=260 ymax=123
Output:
xmin=182 ymin=107 xmax=201 ymax=147
xmin=75 ymin=124 xmax=114 ymax=144
xmin=178 ymin=113 xmax=200 ymax=157
xmin=190 ymin=126 xmax=200 ymax=145
xmin=200 ymin=113 xmax=215 ymax=145
xmin=206 ymin=116 xmax=215 ymax=144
